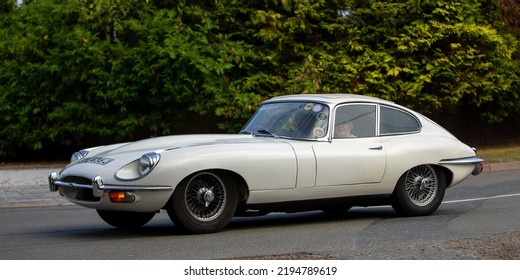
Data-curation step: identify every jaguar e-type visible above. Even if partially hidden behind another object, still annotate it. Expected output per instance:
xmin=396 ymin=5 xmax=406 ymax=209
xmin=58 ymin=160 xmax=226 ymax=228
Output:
xmin=49 ymin=94 xmax=483 ymax=233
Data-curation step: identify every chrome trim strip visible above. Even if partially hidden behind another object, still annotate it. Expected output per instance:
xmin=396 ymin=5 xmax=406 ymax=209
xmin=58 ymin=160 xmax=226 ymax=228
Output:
xmin=53 ymin=180 xmax=92 ymax=189
xmin=53 ymin=180 xmax=173 ymax=190
xmin=49 ymin=176 xmax=172 ymax=192
xmin=438 ymin=156 xmax=484 ymax=165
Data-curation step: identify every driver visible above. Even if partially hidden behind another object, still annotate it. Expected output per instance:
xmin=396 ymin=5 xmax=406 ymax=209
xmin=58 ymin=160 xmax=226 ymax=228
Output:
xmin=334 ymin=114 xmax=355 ymax=138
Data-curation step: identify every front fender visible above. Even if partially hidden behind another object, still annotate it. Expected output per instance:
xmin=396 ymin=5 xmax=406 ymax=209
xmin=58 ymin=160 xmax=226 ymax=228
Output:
xmin=148 ymin=142 xmax=298 ymax=192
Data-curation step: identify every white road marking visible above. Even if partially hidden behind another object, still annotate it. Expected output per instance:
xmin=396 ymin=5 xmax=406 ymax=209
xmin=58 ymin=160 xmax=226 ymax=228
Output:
xmin=443 ymin=193 xmax=520 ymax=204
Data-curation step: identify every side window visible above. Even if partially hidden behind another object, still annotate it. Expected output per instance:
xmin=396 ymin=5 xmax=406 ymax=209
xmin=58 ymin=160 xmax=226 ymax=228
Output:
xmin=379 ymin=106 xmax=421 ymax=135
xmin=334 ymin=104 xmax=376 ymax=138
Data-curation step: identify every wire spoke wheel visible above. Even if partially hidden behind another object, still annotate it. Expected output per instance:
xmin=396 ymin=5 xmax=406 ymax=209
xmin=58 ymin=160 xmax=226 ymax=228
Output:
xmin=404 ymin=165 xmax=438 ymax=207
xmin=391 ymin=165 xmax=446 ymax=216
xmin=168 ymin=171 xmax=238 ymax=234
xmin=185 ymin=173 xmax=227 ymax=222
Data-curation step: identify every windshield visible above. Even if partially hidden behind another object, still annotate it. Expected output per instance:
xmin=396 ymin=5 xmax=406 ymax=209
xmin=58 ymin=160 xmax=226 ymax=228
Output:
xmin=241 ymin=102 xmax=330 ymax=140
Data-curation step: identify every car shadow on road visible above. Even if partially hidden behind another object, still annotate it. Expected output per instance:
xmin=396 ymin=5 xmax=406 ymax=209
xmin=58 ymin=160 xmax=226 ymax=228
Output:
xmin=227 ymin=206 xmax=400 ymax=231
xmin=51 ymin=206 xmax=402 ymax=239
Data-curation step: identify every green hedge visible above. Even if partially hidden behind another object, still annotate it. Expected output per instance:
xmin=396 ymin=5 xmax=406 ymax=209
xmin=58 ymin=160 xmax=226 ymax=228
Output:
xmin=1 ymin=0 xmax=519 ymax=159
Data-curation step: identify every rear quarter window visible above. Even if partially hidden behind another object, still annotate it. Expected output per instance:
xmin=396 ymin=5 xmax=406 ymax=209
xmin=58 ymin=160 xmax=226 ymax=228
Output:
xmin=379 ymin=106 xmax=421 ymax=135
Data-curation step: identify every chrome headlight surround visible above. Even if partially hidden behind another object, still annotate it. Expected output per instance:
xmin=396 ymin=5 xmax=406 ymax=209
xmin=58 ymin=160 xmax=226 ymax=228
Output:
xmin=138 ymin=152 xmax=161 ymax=176
xmin=70 ymin=149 xmax=89 ymax=163
xmin=115 ymin=152 xmax=161 ymax=181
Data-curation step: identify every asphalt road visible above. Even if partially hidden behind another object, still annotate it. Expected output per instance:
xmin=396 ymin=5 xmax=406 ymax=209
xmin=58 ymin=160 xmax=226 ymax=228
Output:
xmin=0 ymin=169 xmax=519 ymax=260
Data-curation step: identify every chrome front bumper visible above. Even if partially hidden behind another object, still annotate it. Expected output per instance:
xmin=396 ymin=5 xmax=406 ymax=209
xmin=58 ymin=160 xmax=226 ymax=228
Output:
xmin=48 ymin=172 xmax=173 ymax=198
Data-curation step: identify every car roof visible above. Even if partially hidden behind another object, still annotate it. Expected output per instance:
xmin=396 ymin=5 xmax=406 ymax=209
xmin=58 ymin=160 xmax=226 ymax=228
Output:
xmin=265 ymin=94 xmax=396 ymax=106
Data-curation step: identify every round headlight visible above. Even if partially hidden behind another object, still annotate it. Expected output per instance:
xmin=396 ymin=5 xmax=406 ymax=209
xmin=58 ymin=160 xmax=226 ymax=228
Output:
xmin=138 ymin=152 xmax=161 ymax=176
xmin=71 ymin=150 xmax=89 ymax=163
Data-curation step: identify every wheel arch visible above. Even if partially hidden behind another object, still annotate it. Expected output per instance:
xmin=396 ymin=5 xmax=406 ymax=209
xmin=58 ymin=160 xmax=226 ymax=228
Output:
xmin=210 ymin=169 xmax=250 ymax=210
xmin=433 ymin=165 xmax=453 ymax=187
xmin=393 ymin=164 xmax=453 ymax=189
xmin=165 ymin=168 xmax=250 ymax=210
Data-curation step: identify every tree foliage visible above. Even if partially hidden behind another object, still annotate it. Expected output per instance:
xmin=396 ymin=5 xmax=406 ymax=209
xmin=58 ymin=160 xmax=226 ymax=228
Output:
xmin=0 ymin=0 xmax=519 ymax=158
xmin=496 ymin=0 xmax=520 ymax=35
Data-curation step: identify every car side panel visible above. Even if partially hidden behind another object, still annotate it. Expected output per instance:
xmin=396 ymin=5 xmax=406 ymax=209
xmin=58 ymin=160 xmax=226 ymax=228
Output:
xmin=287 ymin=142 xmax=317 ymax=188
xmin=246 ymin=134 xmax=477 ymax=204
xmin=312 ymin=138 xmax=387 ymax=186
xmin=246 ymin=182 xmax=387 ymax=204
xmin=150 ymin=142 xmax=298 ymax=192
xmin=380 ymin=134 xmax=478 ymax=190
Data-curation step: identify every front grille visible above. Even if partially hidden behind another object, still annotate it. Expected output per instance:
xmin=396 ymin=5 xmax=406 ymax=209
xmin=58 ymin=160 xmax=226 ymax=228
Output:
xmin=60 ymin=176 xmax=100 ymax=202
xmin=61 ymin=176 xmax=91 ymax=185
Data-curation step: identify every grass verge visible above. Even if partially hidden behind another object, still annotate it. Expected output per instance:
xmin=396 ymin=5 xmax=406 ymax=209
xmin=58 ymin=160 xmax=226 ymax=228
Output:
xmin=478 ymin=144 xmax=520 ymax=163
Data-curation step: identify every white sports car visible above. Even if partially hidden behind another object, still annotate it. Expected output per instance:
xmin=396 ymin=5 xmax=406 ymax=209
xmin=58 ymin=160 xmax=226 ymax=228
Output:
xmin=49 ymin=94 xmax=483 ymax=233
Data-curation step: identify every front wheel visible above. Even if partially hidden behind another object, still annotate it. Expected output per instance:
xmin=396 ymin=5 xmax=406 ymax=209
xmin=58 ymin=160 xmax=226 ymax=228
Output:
xmin=96 ymin=210 xmax=155 ymax=229
xmin=167 ymin=171 xmax=238 ymax=234
xmin=391 ymin=165 xmax=446 ymax=216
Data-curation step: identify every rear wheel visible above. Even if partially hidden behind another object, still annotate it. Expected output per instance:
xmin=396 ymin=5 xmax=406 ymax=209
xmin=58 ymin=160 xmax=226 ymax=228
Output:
xmin=391 ymin=165 xmax=446 ymax=216
xmin=96 ymin=210 xmax=155 ymax=229
xmin=167 ymin=171 xmax=238 ymax=234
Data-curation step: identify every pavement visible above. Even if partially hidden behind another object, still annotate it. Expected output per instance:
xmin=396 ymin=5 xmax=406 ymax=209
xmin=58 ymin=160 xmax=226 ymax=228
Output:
xmin=0 ymin=162 xmax=519 ymax=209
xmin=0 ymin=166 xmax=73 ymax=208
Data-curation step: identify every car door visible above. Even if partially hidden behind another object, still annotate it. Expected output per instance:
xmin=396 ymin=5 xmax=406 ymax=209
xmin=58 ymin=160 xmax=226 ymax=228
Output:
xmin=313 ymin=104 xmax=387 ymax=187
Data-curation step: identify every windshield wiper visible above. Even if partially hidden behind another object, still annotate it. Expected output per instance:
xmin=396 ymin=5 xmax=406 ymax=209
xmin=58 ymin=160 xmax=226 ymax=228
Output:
xmin=253 ymin=129 xmax=279 ymax=139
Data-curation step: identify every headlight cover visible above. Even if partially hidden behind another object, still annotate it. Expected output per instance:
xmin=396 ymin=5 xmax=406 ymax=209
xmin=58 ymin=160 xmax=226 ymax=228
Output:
xmin=71 ymin=150 xmax=89 ymax=163
xmin=138 ymin=152 xmax=161 ymax=176
xmin=115 ymin=152 xmax=161 ymax=181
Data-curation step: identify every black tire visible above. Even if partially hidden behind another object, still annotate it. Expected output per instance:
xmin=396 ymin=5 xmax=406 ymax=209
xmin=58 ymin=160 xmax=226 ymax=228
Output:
xmin=96 ymin=210 xmax=155 ymax=229
xmin=391 ymin=165 xmax=446 ymax=216
xmin=167 ymin=171 xmax=238 ymax=234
